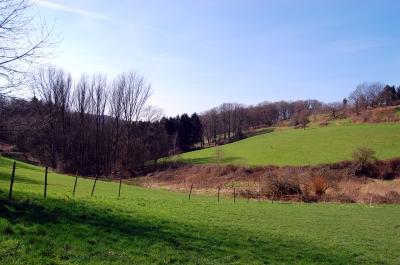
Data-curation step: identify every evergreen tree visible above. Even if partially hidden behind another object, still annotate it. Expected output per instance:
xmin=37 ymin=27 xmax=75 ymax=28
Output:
xmin=177 ymin=113 xmax=193 ymax=151
xmin=191 ymin=112 xmax=203 ymax=148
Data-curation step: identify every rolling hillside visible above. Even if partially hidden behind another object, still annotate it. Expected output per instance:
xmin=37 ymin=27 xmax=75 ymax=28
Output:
xmin=1 ymin=156 xmax=400 ymax=264
xmin=179 ymin=122 xmax=400 ymax=166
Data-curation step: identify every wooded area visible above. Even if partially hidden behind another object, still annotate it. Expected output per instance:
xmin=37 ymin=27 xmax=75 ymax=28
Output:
xmin=1 ymin=71 xmax=399 ymax=178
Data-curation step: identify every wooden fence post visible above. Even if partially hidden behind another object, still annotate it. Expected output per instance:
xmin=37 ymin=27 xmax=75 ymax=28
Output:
xmin=188 ymin=183 xmax=193 ymax=200
xmin=118 ymin=177 xmax=122 ymax=197
xmin=44 ymin=167 xmax=48 ymax=198
xmin=8 ymin=161 xmax=16 ymax=199
xmin=234 ymin=188 xmax=236 ymax=203
xmin=91 ymin=175 xmax=98 ymax=196
xmin=73 ymin=172 xmax=78 ymax=196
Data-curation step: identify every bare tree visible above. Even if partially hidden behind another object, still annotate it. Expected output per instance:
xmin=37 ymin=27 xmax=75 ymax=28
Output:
xmin=200 ymin=108 xmax=219 ymax=145
xmin=0 ymin=0 xmax=59 ymax=96
xmin=115 ymin=70 xmax=152 ymax=174
xmin=137 ymin=105 xmax=164 ymax=168
xmin=325 ymin=101 xmax=342 ymax=119
xmin=109 ymin=76 xmax=124 ymax=175
xmin=32 ymin=66 xmax=71 ymax=169
xmin=200 ymin=110 xmax=212 ymax=145
xmin=72 ymin=74 xmax=91 ymax=174
xmin=213 ymin=145 xmax=225 ymax=166
xmin=89 ymin=73 xmax=108 ymax=175
xmin=277 ymin=100 xmax=290 ymax=121
xmin=233 ymin=103 xmax=247 ymax=139
xmin=348 ymin=82 xmax=384 ymax=113
xmin=219 ymin=103 xmax=233 ymax=141
xmin=259 ymin=101 xmax=279 ymax=126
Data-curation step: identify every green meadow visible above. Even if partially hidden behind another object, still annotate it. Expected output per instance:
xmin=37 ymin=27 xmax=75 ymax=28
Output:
xmin=180 ymin=122 xmax=400 ymax=166
xmin=1 ymin=156 xmax=400 ymax=264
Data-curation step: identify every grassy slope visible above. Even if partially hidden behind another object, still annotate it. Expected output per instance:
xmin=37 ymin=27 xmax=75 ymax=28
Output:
xmin=1 ymin=156 xmax=400 ymax=264
xmin=180 ymin=122 xmax=400 ymax=166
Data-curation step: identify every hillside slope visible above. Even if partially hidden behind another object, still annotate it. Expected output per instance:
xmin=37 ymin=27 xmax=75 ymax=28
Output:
xmin=1 ymin=156 xmax=400 ymax=264
xmin=179 ymin=122 xmax=400 ymax=166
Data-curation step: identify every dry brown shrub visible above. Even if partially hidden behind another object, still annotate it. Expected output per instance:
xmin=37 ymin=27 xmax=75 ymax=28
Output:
xmin=300 ymin=165 xmax=341 ymax=199
xmin=268 ymin=178 xmax=302 ymax=197
xmin=304 ymin=176 xmax=330 ymax=196
xmin=226 ymin=164 xmax=237 ymax=173
xmin=363 ymin=191 xmax=400 ymax=204
xmin=372 ymin=107 xmax=395 ymax=119
xmin=322 ymin=193 xmax=356 ymax=203
xmin=339 ymin=160 xmax=353 ymax=169
xmin=386 ymin=191 xmax=400 ymax=203
xmin=352 ymin=111 xmax=371 ymax=123
xmin=389 ymin=158 xmax=400 ymax=172
xmin=236 ymin=189 xmax=259 ymax=199
xmin=301 ymin=195 xmax=319 ymax=203
xmin=360 ymin=179 xmax=400 ymax=197
xmin=372 ymin=160 xmax=394 ymax=180
xmin=329 ymin=162 xmax=341 ymax=170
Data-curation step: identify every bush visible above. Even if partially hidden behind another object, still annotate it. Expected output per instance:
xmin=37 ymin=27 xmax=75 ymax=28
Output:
xmin=372 ymin=160 xmax=395 ymax=180
xmin=386 ymin=191 xmax=400 ymax=203
xmin=332 ymin=193 xmax=356 ymax=203
xmin=367 ymin=192 xmax=400 ymax=204
xmin=352 ymin=146 xmax=376 ymax=177
xmin=301 ymin=195 xmax=320 ymax=203
xmin=372 ymin=107 xmax=395 ymax=120
xmin=304 ymin=176 xmax=329 ymax=196
xmin=268 ymin=178 xmax=301 ymax=197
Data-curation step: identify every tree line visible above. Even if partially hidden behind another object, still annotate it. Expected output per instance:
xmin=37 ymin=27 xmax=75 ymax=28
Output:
xmin=2 ymin=76 xmax=398 ymax=178
xmin=199 ymin=82 xmax=399 ymax=145
xmin=1 ymin=67 xmax=162 ymax=177
xmin=0 ymin=66 xmax=209 ymax=177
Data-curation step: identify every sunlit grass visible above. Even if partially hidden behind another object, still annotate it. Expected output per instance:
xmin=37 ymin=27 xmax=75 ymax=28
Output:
xmin=1 ymin=156 xmax=400 ymax=264
xmin=180 ymin=122 xmax=400 ymax=166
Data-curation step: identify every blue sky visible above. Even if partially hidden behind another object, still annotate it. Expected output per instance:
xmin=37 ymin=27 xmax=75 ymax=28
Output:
xmin=35 ymin=0 xmax=399 ymax=117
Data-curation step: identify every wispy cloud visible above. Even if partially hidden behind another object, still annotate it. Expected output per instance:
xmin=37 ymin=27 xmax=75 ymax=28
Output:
xmin=38 ymin=1 xmax=162 ymax=31
xmin=332 ymin=40 xmax=377 ymax=54
xmin=38 ymin=1 xmax=215 ymax=50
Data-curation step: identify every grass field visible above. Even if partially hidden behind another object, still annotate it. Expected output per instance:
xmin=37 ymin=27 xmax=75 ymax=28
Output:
xmin=1 ymin=156 xmax=400 ymax=264
xmin=180 ymin=122 xmax=400 ymax=166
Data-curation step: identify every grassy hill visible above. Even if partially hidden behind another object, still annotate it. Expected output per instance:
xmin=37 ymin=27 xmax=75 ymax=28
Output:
xmin=179 ymin=122 xmax=400 ymax=166
xmin=1 ymin=156 xmax=400 ymax=264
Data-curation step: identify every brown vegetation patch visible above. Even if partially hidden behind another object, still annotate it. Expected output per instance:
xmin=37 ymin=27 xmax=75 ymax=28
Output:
xmin=133 ymin=157 xmax=400 ymax=204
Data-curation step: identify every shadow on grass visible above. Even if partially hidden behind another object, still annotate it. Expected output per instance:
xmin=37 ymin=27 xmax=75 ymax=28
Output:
xmin=0 ymin=194 xmax=366 ymax=264
xmin=252 ymin=127 xmax=275 ymax=136
xmin=183 ymin=156 xmax=243 ymax=165
xmin=0 ymin=172 xmax=43 ymax=185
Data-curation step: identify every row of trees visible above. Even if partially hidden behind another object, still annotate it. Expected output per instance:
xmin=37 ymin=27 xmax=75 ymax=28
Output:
xmin=2 ymin=76 xmax=398 ymax=175
xmin=198 ymin=83 xmax=400 ymax=145
xmin=348 ymin=82 xmax=400 ymax=114
xmin=1 ymin=66 xmax=171 ymax=177
xmin=200 ymin=100 xmax=324 ymax=144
